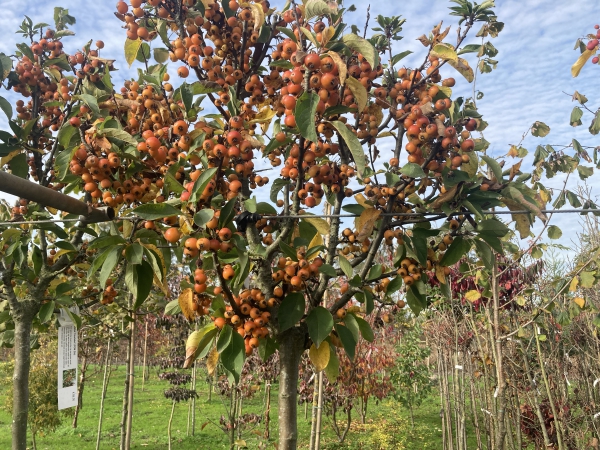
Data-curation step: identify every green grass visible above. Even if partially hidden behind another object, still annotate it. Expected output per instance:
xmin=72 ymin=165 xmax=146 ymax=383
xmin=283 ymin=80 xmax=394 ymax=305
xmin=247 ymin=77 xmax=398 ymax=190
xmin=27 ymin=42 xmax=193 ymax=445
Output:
xmin=0 ymin=364 xmax=468 ymax=449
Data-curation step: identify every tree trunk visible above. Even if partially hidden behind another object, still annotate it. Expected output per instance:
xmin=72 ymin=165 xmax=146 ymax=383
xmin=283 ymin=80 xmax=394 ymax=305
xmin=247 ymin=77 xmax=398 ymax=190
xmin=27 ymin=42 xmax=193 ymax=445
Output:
xmin=168 ymin=400 xmax=176 ymax=450
xmin=73 ymin=354 xmax=88 ymax=428
xmin=125 ymin=312 xmax=136 ymax=450
xmin=96 ymin=338 xmax=112 ymax=450
xmin=141 ymin=319 xmax=149 ymax=391
xmin=278 ymin=327 xmax=305 ymax=450
xmin=120 ymin=323 xmax=132 ymax=450
xmin=12 ymin=316 xmax=33 ymax=450
xmin=315 ymin=371 xmax=324 ymax=450
xmin=264 ymin=382 xmax=271 ymax=439
xmin=309 ymin=373 xmax=319 ymax=450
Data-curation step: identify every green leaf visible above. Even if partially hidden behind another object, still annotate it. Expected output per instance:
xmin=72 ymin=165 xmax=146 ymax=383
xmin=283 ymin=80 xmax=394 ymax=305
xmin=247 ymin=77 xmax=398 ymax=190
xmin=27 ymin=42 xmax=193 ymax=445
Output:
xmin=295 ymin=91 xmax=319 ymax=143
xmin=125 ymin=38 xmax=143 ymax=67
xmin=99 ymin=246 xmax=121 ymax=288
xmin=391 ymin=50 xmax=412 ymax=66
xmin=153 ymin=48 xmax=169 ymax=64
xmin=98 ymin=128 xmax=137 ymax=146
xmin=531 ymin=121 xmax=550 ymax=137
xmin=125 ymin=243 xmax=144 ymax=265
xmin=306 ymin=306 xmax=333 ymax=348
xmin=319 ymin=264 xmax=336 ymax=277
xmin=440 ymin=236 xmax=470 ymax=266
xmin=38 ymin=301 xmax=55 ymax=324
xmin=32 ymin=245 xmax=42 ymax=276
xmin=189 ymin=167 xmax=218 ymax=203
xmin=578 ymin=165 xmax=594 ymax=180
xmin=304 ymin=0 xmax=332 ymax=20
xmin=354 ymin=316 xmax=374 ymax=342
xmin=88 ymin=235 xmax=127 ymax=249
xmin=547 ymin=225 xmax=562 ymax=240
xmin=73 ymin=94 xmax=100 ymax=117
xmin=580 ymin=271 xmax=596 ymax=289
xmin=258 ymin=336 xmax=279 ymax=361
xmin=10 ymin=153 xmax=28 ymax=179
xmin=217 ymin=325 xmax=233 ymax=353
xmin=278 ymin=292 xmax=305 ymax=332
xmin=334 ymin=324 xmax=356 ymax=360
xmin=270 ymin=178 xmax=289 ymax=203
xmin=193 ymin=209 xmax=215 ymax=228
xmin=406 ymin=284 xmax=427 ymax=316
xmin=0 ymin=96 xmax=12 ymax=120
xmin=342 ymin=34 xmax=379 ymax=69
xmin=164 ymin=299 xmax=181 ymax=315
xmin=386 ymin=276 xmax=403 ymax=295
xmin=571 ymin=106 xmax=583 ymax=126
xmin=344 ymin=313 xmax=360 ymax=342
xmin=400 ymin=162 xmax=426 ymax=179
xmin=330 ymin=120 xmax=366 ymax=177
xmin=324 ymin=343 xmax=339 ymax=382
xmin=480 ymin=154 xmax=503 ymax=182
xmin=219 ymin=198 xmax=237 ymax=228
xmin=221 ymin=331 xmax=245 ymax=384
xmin=133 ymin=203 xmax=181 ymax=220
xmin=338 ymin=254 xmax=353 ymax=278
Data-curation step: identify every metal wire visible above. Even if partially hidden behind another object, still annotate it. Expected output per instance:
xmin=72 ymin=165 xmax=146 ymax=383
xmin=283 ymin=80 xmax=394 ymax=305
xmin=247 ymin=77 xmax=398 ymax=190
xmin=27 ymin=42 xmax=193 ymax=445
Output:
xmin=0 ymin=208 xmax=597 ymax=227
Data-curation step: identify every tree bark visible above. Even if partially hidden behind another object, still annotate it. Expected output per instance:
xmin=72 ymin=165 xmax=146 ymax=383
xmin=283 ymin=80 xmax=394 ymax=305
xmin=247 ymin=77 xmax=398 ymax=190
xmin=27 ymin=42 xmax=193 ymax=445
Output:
xmin=125 ymin=312 xmax=136 ymax=450
xmin=73 ymin=353 xmax=88 ymax=428
xmin=96 ymin=338 xmax=112 ymax=450
xmin=12 ymin=315 xmax=34 ymax=450
xmin=278 ymin=327 xmax=305 ymax=450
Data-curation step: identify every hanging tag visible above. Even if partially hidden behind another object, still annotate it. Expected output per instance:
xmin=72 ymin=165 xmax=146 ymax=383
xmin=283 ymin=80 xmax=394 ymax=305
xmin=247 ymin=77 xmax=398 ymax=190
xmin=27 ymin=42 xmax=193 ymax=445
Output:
xmin=58 ymin=306 xmax=79 ymax=410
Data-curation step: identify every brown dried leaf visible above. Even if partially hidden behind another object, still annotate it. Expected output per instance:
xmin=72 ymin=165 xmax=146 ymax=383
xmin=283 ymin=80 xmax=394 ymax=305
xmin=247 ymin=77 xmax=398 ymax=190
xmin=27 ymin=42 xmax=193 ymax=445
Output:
xmin=356 ymin=208 xmax=381 ymax=242
xmin=179 ymin=288 xmax=195 ymax=321
xmin=206 ymin=346 xmax=219 ymax=375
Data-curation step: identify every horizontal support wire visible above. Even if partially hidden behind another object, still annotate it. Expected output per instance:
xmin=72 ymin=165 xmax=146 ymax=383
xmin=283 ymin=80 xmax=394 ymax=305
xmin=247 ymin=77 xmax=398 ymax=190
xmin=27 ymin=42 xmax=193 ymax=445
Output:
xmin=0 ymin=209 xmax=597 ymax=227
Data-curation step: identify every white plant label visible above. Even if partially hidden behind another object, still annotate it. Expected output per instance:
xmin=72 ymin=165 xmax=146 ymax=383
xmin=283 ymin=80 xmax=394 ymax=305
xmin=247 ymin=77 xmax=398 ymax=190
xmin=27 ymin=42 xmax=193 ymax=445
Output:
xmin=57 ymin=307 xmax=78 ymax=410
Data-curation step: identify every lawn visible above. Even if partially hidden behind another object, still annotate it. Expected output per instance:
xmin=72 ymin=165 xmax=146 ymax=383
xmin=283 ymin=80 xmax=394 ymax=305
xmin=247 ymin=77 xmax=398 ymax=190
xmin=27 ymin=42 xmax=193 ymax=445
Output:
xmin=0 ymin=364 xmax=467 ymax=449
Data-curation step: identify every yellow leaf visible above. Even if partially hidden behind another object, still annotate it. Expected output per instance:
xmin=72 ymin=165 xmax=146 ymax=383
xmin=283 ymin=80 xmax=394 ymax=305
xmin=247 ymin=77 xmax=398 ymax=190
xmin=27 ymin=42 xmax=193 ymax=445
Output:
xmin=124 ymin=38 xmax=142 ymax=68
xmin=431 ymin=43 xmax=457 ymax=63
xmin=569 ymin=276 xmax=579 ymax=292
xmin=345 ymin=77 xmax=368 ymax=113
xmin=431 ymin=184 xmax=459 ymax=210
xmin=179 ymin=288 xmax=195 ymax=321
xmin=356 ymin=208 xmax=381 ymax=242
xmin=206 ymin=346 xmax=219 ymax=375
xmin=572 ymin=48 xmax=595 ymax=78
xmin=248 ymin=104 xmax=276 ymax=125
xmin=321 ymin=26 xmax=336 ymax=47
xmin=303 ymin=216 xmax=330 ymax=235
xmin=0 ymin=150 xmax=22 ymax=167
xmin=354 ymin=193 xmax=371 ymax=208
xmin=309 ymin=342 xmax=330 ymax=372
xmin=325 ymin=51 xmax=347 ymax=85
xmin=300 ymin=27 xmax=319 ymax=48
xmin=448 ymin=57 xmax=474 ymax=83
xmin=307 ymin=233 xmax=324 ymax=261
xmin=364 ymin=103 xmax=383 ymax=126
xmin=179 ymin=215 xmax=194 ymax=236
xmin=122 ymin=219 xmax=133 ymax=239
xmin=573 ymin=296 xmax=586 ymax=308
xmin=249 ymin=3 xmax=265 ymax=30
xmin=184 ymin=323 xmax=216 ymax=369
xmin=435 ymin=265 xmax=447 ymax=284
xmin=143 ymin=243 xmax=168 ymax=295
xmin=46 ymin=206 xmax=58 ymax=215
xmin=465 ymin=290 xmax=481 ymax=302
xmin=502 ymin=198 xmax=532 ymax=239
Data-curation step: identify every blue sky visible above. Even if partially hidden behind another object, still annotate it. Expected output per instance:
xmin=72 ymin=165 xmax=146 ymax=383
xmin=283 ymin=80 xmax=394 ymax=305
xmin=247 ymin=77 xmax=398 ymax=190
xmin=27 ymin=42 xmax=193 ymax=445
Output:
xmin=0 ymin=0 xmax=598 ymax=254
